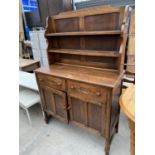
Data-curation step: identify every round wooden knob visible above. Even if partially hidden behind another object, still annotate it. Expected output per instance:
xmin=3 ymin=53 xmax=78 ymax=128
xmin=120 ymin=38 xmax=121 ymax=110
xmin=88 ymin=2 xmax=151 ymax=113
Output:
xmin=96 ymin=92 xmax=101 ymax=96
xmin=57 ymin=82 xmax=62 ymax=86
xmin=63 ymin=105 xmax=66 ymax=109
xmin=71 ymin=86 xmax=74 ymax=89
xmin=67 ymin=106 xmax=71 ymax=110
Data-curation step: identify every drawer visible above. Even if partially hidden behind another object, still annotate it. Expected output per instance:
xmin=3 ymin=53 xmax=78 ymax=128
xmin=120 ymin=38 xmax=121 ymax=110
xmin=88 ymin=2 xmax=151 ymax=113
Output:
xmin=67 ymin=81 xmax=108 ymax=103
xmin=37 ymin=74 xmax=66 ymax=91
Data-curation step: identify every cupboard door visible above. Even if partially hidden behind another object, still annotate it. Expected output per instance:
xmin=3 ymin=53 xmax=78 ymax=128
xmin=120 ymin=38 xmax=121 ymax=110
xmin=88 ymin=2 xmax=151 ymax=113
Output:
xmin=40 ymin=85 xmax=68 ymax=123
xmin=68 ymin=95 xmax=106 ymax=135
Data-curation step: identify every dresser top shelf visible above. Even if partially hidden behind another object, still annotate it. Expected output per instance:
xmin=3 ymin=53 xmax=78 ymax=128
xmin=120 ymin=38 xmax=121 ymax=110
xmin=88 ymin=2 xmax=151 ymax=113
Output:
xmin=46 ymin=30 xmax=122 ymax=37
xmin=35 ymin=63 xmax=124 ymax=88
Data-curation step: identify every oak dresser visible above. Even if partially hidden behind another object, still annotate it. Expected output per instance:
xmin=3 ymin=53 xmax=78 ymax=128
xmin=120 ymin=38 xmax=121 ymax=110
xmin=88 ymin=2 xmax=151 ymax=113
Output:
xmin=35 ymin=6 xmax=129 ymax=155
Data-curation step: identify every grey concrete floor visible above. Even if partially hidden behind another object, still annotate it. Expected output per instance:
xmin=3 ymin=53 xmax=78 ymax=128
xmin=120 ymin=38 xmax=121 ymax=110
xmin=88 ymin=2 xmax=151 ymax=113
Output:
xmin=19 ymin=104 xmax=130 ymax=155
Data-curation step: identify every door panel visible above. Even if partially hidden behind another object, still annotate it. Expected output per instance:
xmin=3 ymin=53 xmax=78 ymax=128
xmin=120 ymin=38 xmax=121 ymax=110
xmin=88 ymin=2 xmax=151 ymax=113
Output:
xmin=68 ymin=95 xmax=106 ymax=134
xmin=43 ymin=89 xmax=55 ymax=114
xmin=54 ymin=93 xmax=67 ymax=118
xmin=70 ymin=97 xmax=87 ymax=125
xmin=40 ymin=85 xmax=68 ymax=122
xmin=88 ymin=103 xmax=102 ymax=131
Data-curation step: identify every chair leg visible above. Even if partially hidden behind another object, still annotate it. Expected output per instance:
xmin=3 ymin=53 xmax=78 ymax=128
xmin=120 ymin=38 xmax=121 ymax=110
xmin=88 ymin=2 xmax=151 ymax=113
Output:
xmin=25 ymin=108 xmax=32 ymax=125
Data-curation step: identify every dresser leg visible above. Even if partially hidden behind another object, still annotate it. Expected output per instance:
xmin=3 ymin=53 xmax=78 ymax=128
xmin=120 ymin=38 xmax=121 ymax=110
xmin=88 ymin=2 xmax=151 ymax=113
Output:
xmin=105 ymin=139 xmax=110 ymax=155
xmin=115 ymin=120 xmax=119 ymax=133
xmin=43 ymin=111 xmax=50 ymax=124
xmin=116 ymin=104 xmax=121 ymax=133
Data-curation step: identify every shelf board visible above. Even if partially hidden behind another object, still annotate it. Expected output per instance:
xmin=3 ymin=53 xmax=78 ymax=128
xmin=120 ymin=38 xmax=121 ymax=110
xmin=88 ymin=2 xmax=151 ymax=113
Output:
xmin=46 ymin=30 xmax=121 ymax=37
xmin=48 ymin=49 xmax=119 ymax=57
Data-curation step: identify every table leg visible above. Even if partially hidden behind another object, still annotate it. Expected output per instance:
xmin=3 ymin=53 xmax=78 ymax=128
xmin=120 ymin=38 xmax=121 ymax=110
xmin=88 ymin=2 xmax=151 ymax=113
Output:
xmin=129 ymin=119 xmax=135 ymax=155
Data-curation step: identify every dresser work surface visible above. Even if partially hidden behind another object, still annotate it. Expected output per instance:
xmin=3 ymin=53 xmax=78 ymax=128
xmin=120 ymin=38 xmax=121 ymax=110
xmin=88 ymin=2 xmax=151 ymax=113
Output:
xmin=35 ymin=6 xmax=129 ymax=155
xmin=35 ymin=64 xmax=124 ymax=87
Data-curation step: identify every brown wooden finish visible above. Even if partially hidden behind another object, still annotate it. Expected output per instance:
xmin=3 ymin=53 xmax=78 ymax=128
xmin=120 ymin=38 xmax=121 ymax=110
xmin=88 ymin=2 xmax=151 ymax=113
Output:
xmin=120 ymin=85 xmax=135 ymax=122
xmin=48 ymin=49 xmax=119 ymax=57
xmin=126 ymin=54 xmax=135 ymax=74
xmin=52 ymin=6 xmax=122 ymax=20
xmin=68 ymin=95 xmax=106 ymax=136
xmin=35 ymin=6 xmax=129 ymax=155
xmin=128 ymin=36 xmax=135 ymax=55
xmin=35 ymin=64 xmax=124 ymax=88
xmin=19 ymin=58 xmax=40 ymax=72
xmin=39 ymin=84 xmax=68 ymax=123
xmin=129 ymin=9 xmax=135 ymax=35
xmin=37 ymin=73 xmax=66 ymax=91
xmin=126 ymin=9 xmax=135 ymax=75
xmin=120 ymin=85 xmax=135 ymax=155
xmin=68 ymin=80 xmax=108 ymax=103
xmin=129 ymin=119 xmax=135 ymax=155
xmin=46 ymin=30 xmax=122 ymax=36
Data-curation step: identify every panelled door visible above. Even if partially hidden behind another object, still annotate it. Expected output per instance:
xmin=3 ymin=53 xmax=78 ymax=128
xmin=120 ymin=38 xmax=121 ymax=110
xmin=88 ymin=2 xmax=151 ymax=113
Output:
xmin=68 ymin=95 xmax=106 ymax=135
xmin=40 ymin=85 xmax=68 ymax=123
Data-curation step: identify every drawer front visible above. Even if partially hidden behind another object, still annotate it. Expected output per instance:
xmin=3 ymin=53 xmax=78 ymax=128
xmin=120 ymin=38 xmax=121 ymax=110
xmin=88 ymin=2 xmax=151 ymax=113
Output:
xmin=37 ymin=74 xmax=66 ymax=91
xmin=67 ymin=81 xmax=108 ymax=103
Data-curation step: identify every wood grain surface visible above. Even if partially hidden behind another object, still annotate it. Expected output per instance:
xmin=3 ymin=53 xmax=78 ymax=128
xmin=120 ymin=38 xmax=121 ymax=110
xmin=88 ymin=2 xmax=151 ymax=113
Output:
xmin=120 ymin=85 xmax=135 ymax=122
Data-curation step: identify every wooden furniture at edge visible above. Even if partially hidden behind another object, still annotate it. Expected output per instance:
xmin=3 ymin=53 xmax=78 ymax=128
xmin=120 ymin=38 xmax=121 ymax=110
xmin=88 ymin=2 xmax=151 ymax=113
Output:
xmin=19 ymin=58 xmax=40 ymax=72
xmin=120 ymin=85 xmax=135 ymax=155
xmin=35 ymin=6 xmax=129 ymax=155
xmin=126 ymin=8 xmax=135 ymax=75
xmin=19 ymin=1 xmax=24 ymax=57
xmin=122 ymin=8 xmax=135 ymax=89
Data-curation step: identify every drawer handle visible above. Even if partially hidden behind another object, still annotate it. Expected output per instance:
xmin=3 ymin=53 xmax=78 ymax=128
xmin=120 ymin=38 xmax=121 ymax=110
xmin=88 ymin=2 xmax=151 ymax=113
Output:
xmin=80 ymin=89 xmax=89 ymax=95
xmin=57 ymin=82 xmax=62 ymax=86
xmin=96 ymin=92 xmax=101 ymax=96
xmin=63 ymin=105 xmax=66 ymax=110
xmin=79 ymin=87 xmax=89 ymax=94
xmin=70 ymin=86 xmax=75 ymax=89
xmin=67 ymin=106 xmax=71 ymax=110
